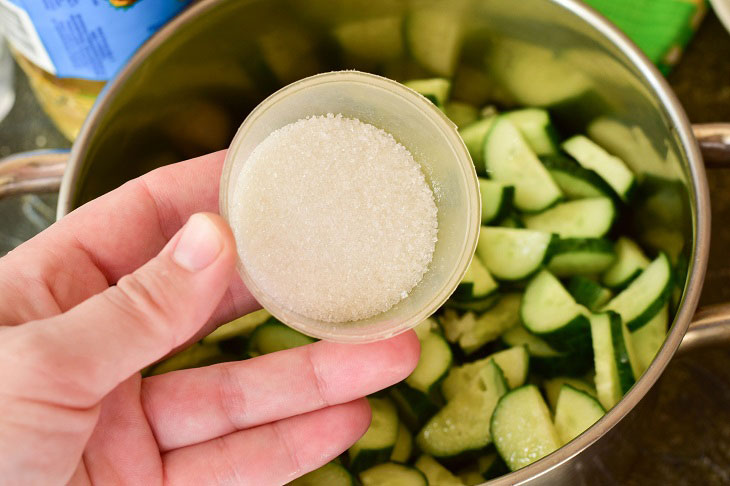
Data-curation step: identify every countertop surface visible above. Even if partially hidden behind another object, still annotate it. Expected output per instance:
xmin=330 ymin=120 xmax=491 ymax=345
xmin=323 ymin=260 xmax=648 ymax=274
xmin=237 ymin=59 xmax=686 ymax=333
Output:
xmin=1 ymin=8 xmax=729 ymax=485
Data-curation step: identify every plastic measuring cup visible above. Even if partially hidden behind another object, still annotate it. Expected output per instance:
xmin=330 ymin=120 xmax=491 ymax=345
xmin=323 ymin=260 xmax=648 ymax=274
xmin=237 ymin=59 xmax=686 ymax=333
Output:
xmin=220 ymin=71 xmax=480 ymax=343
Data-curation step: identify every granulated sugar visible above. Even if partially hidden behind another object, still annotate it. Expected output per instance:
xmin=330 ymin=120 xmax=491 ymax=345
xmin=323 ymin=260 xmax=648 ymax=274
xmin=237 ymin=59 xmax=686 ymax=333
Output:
xmin=231 ymin=113 xmax=438 ymax=323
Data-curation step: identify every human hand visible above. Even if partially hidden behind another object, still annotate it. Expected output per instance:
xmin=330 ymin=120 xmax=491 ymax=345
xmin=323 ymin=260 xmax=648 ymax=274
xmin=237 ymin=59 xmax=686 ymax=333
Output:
xmin=0 ymin=151 xmax=420 ymax=485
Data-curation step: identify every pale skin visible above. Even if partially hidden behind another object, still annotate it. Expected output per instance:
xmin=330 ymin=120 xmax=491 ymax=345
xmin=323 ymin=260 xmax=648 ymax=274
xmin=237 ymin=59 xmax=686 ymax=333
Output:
xmin=0 ymin=151 xmax=420 ymax=485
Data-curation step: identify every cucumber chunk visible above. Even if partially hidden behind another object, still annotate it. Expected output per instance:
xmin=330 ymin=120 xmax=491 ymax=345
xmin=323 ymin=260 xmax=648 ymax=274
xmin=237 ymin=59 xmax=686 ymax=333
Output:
xmin=360 ymin=463 xmax=428 ymax=486
xmin=203 ymin=309 xmax=272 ymax=343
xmin=501 ymin=324 xmax=591 ymax=377
xmin=479 ymin=178 xmax=515 ymax=225
xmin=406 ymin=9 xmax=462 ymax=77
xmin=405 ymin=329 xmax=453 ymax=396
xmin=445 ymin=101 xmax=479 ymax=128
xmin=247 ymin=320 xmax=315 ymax=356
xmin=476 ymin=227 xmax=554 ymax=281
xmin=453 ymin=255 xmax=498 ymax=302
xmin=333 ymin=16 xmax=404 ymax=65
xmin=442 ymin=346 xmax=529 ymax=400
xmin=521 ymin=270 xmax=591 ymax=352
xmin=390 ymin=422 xmax=413 ymax=463
xmin=568 ymin=276 xmax=613 ymax=311
xmin=602 ymin=253 xmax=673 ymax=331
xmin=417 ymin=360 xmax=508 ymax=459
xmin=459 ymin=117 xmax=496 ymax=175
xmin=601 ymin=237 xmax=650 ymax=289
xmin=389 ymin=383 xmax=439 ymax=431
xmin=589 ymin=312 xmax=635 ymax=409
xmin=562 ymin=135 xmax=636 ymax=202
xmin=403 ymin=78 xmax=451 ymax=108
xmin=554 ymin=384 xmax=605 ymax=445
xmin=349 ymin=397 xmax=399 ymax=473
xmin=490 ymin=385 xmax=561 ymax=471
xmin=547 ymin=238 xmax=616 ymax=277
xmin=631 ymin=304 xmax=669 ymax=375
xmin=523 ymin=198 xmax=615 ymax=238
xmin=290 ymin=462 xmax=355 ymax=486
xmin=543 ymin=376 xmax=597 ymax=411
xmin=503 ymin=108 xmax=559 ymax=156
xmin=414 ymin=455 xmax=464 ymax=486
xmin=541 ymin=154 xmax=616 ymax=200
xmin=484 ymin=117 xmax=563 ymax=212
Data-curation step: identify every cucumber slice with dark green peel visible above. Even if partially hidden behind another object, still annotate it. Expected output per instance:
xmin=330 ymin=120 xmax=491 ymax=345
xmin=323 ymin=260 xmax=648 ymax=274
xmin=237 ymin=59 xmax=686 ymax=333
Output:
xmin=479 ymin=179 xmax=515 ymax=225
xmin=406 ymin=9 xmax=462 ymax=77
xmin=479 ymin=453 xmax=509 ymax=480
xmin=631 ymin=304 xmax=669 ymax=375
xmin=476 ymin=227 xmax=554 ymax=281
xmin=568 ymin=276 xmax=613 ymax=311
xmin=417 ymin=360 xmax=508 ymax=459
xmin=442 ymin=346 xmax=529 ymax=400
xmin=414 ymin=455 xmax=464 ymax=486
xmin=543 ymin=376 xmax=597 ymax=411
xmin=360 ymin=463 xmax=428 ymax=486
xmin=523 ymin=197 xmax=616 ymax=238
xmin=484 ymin=117 xmax=563 ymax=212
xmin=349 ymin=397 xmax=399 ymax=473
xmin=290 ymin=462 xmax=355 ymax=486
xmin=459 ymin=117 xmax=496 ymax=175
xmin=405 ymin=329 xmax=453 ymax=396
xmin=554 ymin=384 xmax=605 ymax=445
xmin=562 ymin=135 xmax=636 ymax=202
xmin=441 ymin=294 xmax=522 ymax=355
xmin=540 ymin=154 xmax=616 ymax=200
xmin=445 ymin=101 xmax=479 ymax=128
xmin=390 ymin=422 xmax=413 ymax=463
xmin=453 ymin=255 xmax=498 ymax=302
xmin=149 ymin=343 xmax=231 ymax=376
xmin=444 ymin=294 xmax=500 ymax=313
xmin=247 ymin=320 xmax=315 ymax=356
xmin=490 ymin=385 xmax=561 ymax=471
xmin=413 ymin=316 xmax=441 ymax=341
xmin=590 ymin=312 xmax=635 ymax=409
xmin=389 ymin=383 xmax=440 ymax=431
xmin=501 ymin=324 xmax=591 ymax=377
xmin=203 ymin=309 xmax=271 ymax=343
xmin=547 ymin=238 xmax=616 ymax=277
xmin=602 ymin=253 xmax=673 ymax=332
xmin=601 ymin=237 xmax=650 ymax=289
xmin=494 ymin=211 xmax=525 ymax=228
xmin=403 ymin=78 xmax=451 ymax=108
xmin=522 ymin=270 xmax=591 ymax=352
xmin=504 ymin=108 xmax=560 ymax=156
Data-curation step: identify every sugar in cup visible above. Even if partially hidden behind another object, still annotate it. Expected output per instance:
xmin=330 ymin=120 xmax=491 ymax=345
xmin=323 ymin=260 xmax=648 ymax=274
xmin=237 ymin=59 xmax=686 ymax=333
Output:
xmin=220 ymin=71 xmax=480 ymax=343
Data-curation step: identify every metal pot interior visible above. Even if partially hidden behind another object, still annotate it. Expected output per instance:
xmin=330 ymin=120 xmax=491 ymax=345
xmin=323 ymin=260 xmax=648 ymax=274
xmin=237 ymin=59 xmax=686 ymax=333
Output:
xmin=63 ymin=0 xmax=709 ymax=483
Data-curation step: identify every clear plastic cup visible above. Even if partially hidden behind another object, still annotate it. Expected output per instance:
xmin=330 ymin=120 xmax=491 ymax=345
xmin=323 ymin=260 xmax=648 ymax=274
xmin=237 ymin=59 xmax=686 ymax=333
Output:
xmin=220 ymin=71 xmax=480 ymax=343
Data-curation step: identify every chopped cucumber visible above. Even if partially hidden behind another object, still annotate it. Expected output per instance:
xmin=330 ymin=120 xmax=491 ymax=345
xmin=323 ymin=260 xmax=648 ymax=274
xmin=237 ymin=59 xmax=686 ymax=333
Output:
xmin=349 ymin=397 xmax=399 ymax=473
xmin=568 ymin=276 xmax=613 ymax=311
xmin=522 ymin=270 xmax=591 ymax=352
xmin=476 ymin=227 xmax=554 ymax=281
xmin=543 ymin=376 xmax=597 ymax=411
xmin=203 ymin=309 xmax=272 ymax=343
xmin=602 ymin=253 xmax=673 ymax=331
xmin=413 ymin=317 xmax=441 ymax=341
xmin=247 ymin=320 xmax=315 ymax=356
xmin=562 ymin=135 xmax=636 ymax=202
xmin=504 ymin=108 xmax=559 ymax=155
xmin=523 ymin=198 xmax=615 ymax=238
xmin=631 ymin=304 xmax=669 ymax=375
xmin=453 ymin=255 xmax=498 ymax=302
xmin=403 ymin=78 xmax=451 ymax=108
xmin=547 ymin=238 xmax=616 ymax=277
xmin=442 ymin=346 xmax=529 ymax=400
xmin=405 ymin=329 xmax=453 ymax=396
xmin=290 ymin=462 xmax=355 ymax=486
xmin=445 ymin=101 xmax=479 ymax=128
xmin=501 ymin=324 xmax=591 ymax=378
xmin=406 ymin=9 xmax=462 ymax=77
xmin=541 ymin=154 xmax=616 ymax=200
xmin=414 ymin=455 xmax=464 ymax=485
xmin=457 ymin=467 xmax=484 ymax=486
xmin=589 ymin=312 xmax=635 ymax=409
xmin=601 ymin=237 xmax=650 ymax=289
xmin=484 ymin=117 xmax=563 ymax=212
xmin=553 ymin=385 xmax=605 ymax=445
xmin=417 ymin=361 xmax=507 ymax=458
xmin=491 ymin=385 xmax=561 ymax=471
xmin=389 ymin=383 xmax=439 ymax=432
xmin=333 ymin=16 xmax=404 ymax=65
xmin=479 ymin=178 xmax=515 ymax=225
xmin=444 ymin=294 xmax=499 ymax=313
xmin=360 ymin=463 xmax=428 ymax=486
xmin=459 ymin=117 xmax=496 ymax=175
xmin=391 ymin=422 xmax=414 ymax=463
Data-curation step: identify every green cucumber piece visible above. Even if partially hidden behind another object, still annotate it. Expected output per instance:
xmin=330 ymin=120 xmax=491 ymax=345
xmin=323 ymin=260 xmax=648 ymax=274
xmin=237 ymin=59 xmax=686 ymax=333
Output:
xmin=247 ymin=320 xmax=315 ymax=356
xmin=349 ymin=397 xmax=399 ymax=473
xmin=490 ymin=385 xmax=561 ymax=471
xmin=414 ymin=455 xmax=464 ymax=485
xmin=442 ymin=346 xmax=529 ymax=400
xmin=501 ymin=324 xmax=591 ymax=378
xmin=417 ymin=360 xmax=508 ymax=459
xmin=405 ymin=329 xmax=452 ymax=396
xmin=389 ymin=383 xmax=439 ymax=431
xmin=484 ymin=117 xmax=563 ymax=212
xmin=445 ymin=101 xmax=479 ymax=128
xmin=476 ymin=227 xmax=554 ymax=281
xmin=589 ymin=312 xmax=635 ymax=409
xmin=453 ymin=255 xmax=498 ymax=302
xmin=523 ymin=197 xmax=616 ymax=238
xmin=541 ymin=153 xmax=616 ymax=200
xmin=568 ymin=276 xmax=613 ymax=312
xmin=543 ymin=376 xmax=597 ymax=411
xmin=522 ymin=270 xmax=591 ymax=352
xmin=390 ymin=422 xmax=413 ymax=463
xmin=333 ymin=16 xmax=404 ymax=65
xmin=290 ymin=462 xmax=355 ymax=486
xmin=406 ymin=9 xmax=462 ymax=77
xmin=547 ymin=238 xmax=616 ymax=277
xmin=504 ymin=108 xmax=559 ymax=156
xmin=601 ymin=237 xmax=650 ymax=289
xmin=445 ymin=294 xmax=500 ymax=313
xmin=459 ymin=117 xmax=496 ymax=175
xmin=631 ymin=304 xmax=669 ymax=375
xmin=602 ymin=253 xmax=673 ymax=331
xmin=203 ymin=309 xmax=272 ymax=343
xmin=553 ymin=385 xmax=605 ymax=445
xmin=562 ymin=135 xmax=636 ymax=202
xmin=403 ymin=78 xmax=451 ymax=108
xmin=360 ymin=463 xmax=428 ymax=486
xmin=479 ymin=178 xmax=515 ymax=225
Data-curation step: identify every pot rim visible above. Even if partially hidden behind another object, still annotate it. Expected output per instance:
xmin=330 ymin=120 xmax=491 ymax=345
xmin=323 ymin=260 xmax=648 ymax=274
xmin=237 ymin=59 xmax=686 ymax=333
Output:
xmin=58 ymin=0 xmax=711 ymax=483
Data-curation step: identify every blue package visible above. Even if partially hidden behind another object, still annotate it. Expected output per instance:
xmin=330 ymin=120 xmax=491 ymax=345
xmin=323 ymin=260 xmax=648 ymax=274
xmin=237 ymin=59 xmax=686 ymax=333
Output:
xmin=0 ymin=0 xmax=192 ymax=81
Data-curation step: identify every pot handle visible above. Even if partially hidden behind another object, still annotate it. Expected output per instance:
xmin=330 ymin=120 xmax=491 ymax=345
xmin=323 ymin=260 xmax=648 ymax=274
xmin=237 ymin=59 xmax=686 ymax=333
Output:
xmin=679 ymin=304 xmax=730 ymax=355
xmin=0 ymin=149 xmax=69 ymax=199
xmin=693 ymin=123 xmax=730 ymax=167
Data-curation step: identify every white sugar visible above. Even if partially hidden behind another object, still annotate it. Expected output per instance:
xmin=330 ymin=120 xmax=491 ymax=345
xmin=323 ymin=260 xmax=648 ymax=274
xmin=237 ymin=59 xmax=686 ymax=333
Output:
xmin=231 ymin=113 xmax=438 ymax=323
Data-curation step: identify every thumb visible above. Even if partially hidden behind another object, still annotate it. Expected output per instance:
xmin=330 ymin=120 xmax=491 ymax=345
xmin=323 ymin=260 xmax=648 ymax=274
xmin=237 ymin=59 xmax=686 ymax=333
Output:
xmin=10 ymin=212 xmax=238 ymax=407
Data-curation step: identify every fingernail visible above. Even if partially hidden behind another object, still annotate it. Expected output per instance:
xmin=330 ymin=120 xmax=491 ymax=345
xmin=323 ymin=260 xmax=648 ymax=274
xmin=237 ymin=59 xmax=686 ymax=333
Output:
xmin=173 ymin=214 xmax=223 ymax=271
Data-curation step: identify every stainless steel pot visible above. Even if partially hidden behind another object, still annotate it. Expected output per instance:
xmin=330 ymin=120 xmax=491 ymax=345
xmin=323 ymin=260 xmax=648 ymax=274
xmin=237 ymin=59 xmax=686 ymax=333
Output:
xmin=1 ymin=0 xmax=730 ymax=483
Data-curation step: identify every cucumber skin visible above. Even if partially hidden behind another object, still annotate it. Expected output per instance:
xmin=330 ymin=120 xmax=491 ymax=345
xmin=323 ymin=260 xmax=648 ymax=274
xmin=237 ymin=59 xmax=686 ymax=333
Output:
xmin=349 ymin=448 xmax=394 ymax=475
xmin=540 ymin=154 xmax=617 ymax=201
xmin=530 ymin=350 xmax=593 ymax=378
xmin=389 ymin=383 xmax=440 ymax=431
xmin=625 ymin=270 xmax=674 ymax=332
xmin=522 ymin=311 xmax=592 ymax=354
xmin=483 ymin=185 xmax=516 ymax=225
xmin=608 ymin=311 xmax=635 ymax=393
